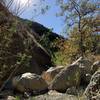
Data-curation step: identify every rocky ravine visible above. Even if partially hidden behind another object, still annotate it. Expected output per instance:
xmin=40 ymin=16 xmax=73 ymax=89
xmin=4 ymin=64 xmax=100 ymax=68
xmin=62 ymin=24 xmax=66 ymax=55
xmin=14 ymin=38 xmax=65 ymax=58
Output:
xmin=0 ymin=57 xmax=100 ymax=100
xmin=0 ymin=3 xmax=100 ymax=100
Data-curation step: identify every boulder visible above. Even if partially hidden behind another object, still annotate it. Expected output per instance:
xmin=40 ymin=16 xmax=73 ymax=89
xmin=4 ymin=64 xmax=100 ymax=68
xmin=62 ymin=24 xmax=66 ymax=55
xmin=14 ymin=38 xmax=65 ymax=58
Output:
xmin=34 ymin=93 xmax=78 ymax=100
xmin=49 ymin=64 xmax=81 ymax=92
xmin=72 ymin=57 xmax=92 ymax=75
xmin=6 ymin=96 xmax=16 ymax=100
xmin=84 ymin=69 xmax=100 ymax=100
xmin=12 ymin=73 xmax=48 ymax=93
xmin=91 ymin=61 xmax=100 ymax=74
xmin=42 ymin=66 xmax=64 ymax=84
xmin=72 ymin=57 xmax=93 ymax=84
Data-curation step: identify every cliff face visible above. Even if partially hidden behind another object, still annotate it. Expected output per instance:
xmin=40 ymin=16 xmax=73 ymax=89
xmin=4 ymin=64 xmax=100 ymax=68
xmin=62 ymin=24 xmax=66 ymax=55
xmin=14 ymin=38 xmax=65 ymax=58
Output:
xmin=20 ymin=18 xmax=63 ymax=40
xmin=0 ymin=3 xmax=53 ymax=85
xmin=19 ymin=18 xmax=64 ymax=57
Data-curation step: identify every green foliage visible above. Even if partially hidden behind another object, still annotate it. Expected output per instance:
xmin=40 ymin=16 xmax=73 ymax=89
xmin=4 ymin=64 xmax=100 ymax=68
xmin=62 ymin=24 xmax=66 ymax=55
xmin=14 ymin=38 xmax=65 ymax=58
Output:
xmin=15 ymin=96 xmax=20 ymax=100
xmin=56 ymin=0 xmax=98 ymax=25
xmin=53 ymin=51 xmax=68 ymax=65
xmin=51 ymin=39 xmax=79 ymax=65
xmin=38 ymin=29 xmax=68 ymax=65
xmin=51 ymin=27 xmax=100 ymax=65
xmin=16 ymin=53 xmax=32 ymax=66
xmin=56 ymin=0 xmax=99 ymax=56
xmin=32 ymin=96 xmax=36 ymax=100
xmin=50 ymin=0 xmax=99 ymax=65
xmin=38 ymin=28 xmax=61 ymax=64
xmin=39 ymin=29 xmax=53 ymax=54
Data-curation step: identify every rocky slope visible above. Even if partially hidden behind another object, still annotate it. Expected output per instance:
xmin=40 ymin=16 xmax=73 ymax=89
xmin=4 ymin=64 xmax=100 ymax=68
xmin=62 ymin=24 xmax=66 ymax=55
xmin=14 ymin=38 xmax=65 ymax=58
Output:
xmin=19 ymin=17 xmax=63 ymax=39
xmin=0 ymin=3 xmax=100 ymax=100
xmin=0 ymin=2 xmax=53 ymax=86
xmin=0 ymin=57 xmax=100 ymax=100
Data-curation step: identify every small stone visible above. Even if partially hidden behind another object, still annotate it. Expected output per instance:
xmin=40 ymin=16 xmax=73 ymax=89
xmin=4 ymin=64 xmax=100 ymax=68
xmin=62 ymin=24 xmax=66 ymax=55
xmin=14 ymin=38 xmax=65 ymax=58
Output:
xmin=6 ymin=96 xmax=16 ymax=100
xmin=48 ymin=90 xmax=63 ymax=96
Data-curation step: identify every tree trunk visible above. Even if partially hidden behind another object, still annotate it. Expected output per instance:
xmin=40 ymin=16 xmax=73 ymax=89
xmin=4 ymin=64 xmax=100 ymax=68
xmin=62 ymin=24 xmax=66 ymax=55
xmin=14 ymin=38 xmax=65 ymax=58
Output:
xmin=78 ymin=16 xmax=84 ymax=57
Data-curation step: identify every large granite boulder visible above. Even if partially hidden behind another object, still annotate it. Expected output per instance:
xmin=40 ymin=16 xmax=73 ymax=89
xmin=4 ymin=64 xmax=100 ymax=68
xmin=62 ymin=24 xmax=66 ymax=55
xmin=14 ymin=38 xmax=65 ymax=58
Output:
xmin=12 ymin=73 xmax=48 ymax=93
xmin=49 ymin=64 xmax=81 ymax=92
xmin=6 ymin=96 xmax=16 ymax=100
xmin=73 ymin=57 xmax=92 ymax=75
xmin=84 ymin=69 xmax=100 ymax=100
xmin=42 ymin=66 xmax=64 ymax=84
xmin=72 ymin=57 xmax=93 ymax=84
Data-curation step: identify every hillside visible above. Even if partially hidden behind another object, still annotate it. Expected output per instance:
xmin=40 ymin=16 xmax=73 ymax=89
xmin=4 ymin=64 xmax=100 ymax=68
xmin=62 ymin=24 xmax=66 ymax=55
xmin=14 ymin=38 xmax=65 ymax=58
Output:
xmin=0 ymin=2 xmax=64 ymax=87
xmin=0 ymin=2 xmax=100 ymax=100
xmin=20 ymin=18 xmax=63 ymax=40
xmin=0 ymin=3 xmax=53 ymax=83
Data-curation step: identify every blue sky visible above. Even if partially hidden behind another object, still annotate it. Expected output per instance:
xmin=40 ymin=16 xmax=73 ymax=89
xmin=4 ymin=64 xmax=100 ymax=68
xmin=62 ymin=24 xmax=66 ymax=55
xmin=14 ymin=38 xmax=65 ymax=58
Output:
xmin=19 ymin=0 xmax=65 ymax=35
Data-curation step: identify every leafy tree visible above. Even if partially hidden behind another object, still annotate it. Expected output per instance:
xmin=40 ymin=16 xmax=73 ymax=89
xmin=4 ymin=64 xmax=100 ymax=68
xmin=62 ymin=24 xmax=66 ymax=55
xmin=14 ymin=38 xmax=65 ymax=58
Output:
xmin=56 ymin=0 xmax=99 ymax=56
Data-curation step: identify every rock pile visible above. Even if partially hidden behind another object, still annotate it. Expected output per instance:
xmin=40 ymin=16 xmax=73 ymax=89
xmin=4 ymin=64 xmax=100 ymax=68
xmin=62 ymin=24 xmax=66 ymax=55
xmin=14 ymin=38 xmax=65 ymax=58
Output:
xmin=0 ymin=57 xmax=100 ymax=100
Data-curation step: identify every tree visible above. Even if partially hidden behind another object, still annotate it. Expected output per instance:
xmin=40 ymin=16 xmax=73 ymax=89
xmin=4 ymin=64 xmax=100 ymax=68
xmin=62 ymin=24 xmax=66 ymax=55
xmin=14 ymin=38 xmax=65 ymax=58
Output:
xmin=0 ymin=0 xmax=29 ymax=15
xmin=56 ymin=0 xmax=99 ymax=56
xmin=0 ymin=0 xmax=48 ymax=16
